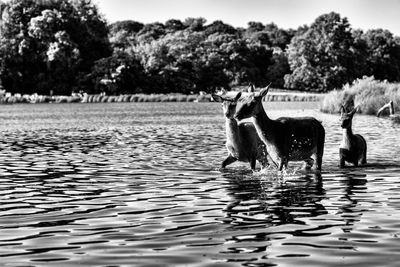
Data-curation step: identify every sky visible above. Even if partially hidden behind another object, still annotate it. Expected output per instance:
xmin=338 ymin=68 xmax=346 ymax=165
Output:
xmin=95 ymin=0 xmax=400 ymax=36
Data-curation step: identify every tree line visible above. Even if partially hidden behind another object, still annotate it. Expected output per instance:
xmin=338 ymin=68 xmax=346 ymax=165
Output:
xmin=1 ymin=0 xmax=400 ymax=95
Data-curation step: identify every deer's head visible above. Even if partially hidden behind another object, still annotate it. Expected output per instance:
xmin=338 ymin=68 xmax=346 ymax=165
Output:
xmin=234 ymin=84 xmax=270 ymax=121
xmin=212 ymin=92 xmax=242 ymax=119
xmin=340 ymin=105 xmax=358 ymax=129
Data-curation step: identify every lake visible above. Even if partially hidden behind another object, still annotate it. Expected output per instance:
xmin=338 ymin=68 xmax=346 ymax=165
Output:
xmin=0 ymin=102 xmax=400 ymax=267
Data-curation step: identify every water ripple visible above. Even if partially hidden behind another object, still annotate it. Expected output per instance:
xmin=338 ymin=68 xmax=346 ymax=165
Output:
xmin=0 ymin=103 xmax=400 ymax=266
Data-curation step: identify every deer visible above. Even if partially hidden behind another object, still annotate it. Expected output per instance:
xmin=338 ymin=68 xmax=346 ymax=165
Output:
xmin=233 ymin=84 xmax=325 ymax=171
xmin=212 ymin=91 xmax=269 ymax=171
xmin=339 ymin=105 xmax=367 ymax=168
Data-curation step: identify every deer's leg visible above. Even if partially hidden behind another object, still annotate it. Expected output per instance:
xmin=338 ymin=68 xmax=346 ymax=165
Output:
xmin=316 ymin=133 xmax=324 ymax=171
xmin=316 ymin=155 xmax=323 ymax=171
xmin=361 ymin=141 xmax=367 ymax=165
xmin=361 ymin=153 xmax=367 ymax=165
xmin=222 ymin=155 xmax=237 ymax=168
xmin=250 ymin=157 xmax=257 ymax=171
xmin=278 ymin=161 xmax=284 ymax=171
xmin=278 ymin=158 xmax=288 ymax=172
xmin=339 ymin=155 xmax=346 ymax=168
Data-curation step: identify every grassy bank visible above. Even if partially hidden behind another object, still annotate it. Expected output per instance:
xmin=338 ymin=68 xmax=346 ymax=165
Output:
xmin=0 ymin=90 xmax=324 ymax=104
xmin=321 ymin=76 xmax=400 ymax=115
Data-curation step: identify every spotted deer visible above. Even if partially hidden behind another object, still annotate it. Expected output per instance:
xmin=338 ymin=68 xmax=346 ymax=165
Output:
xmin=234 ymin=85 xmax=325 ymax=171
xmin=339 ymin=105 xmax=367 ymax=167
xmin=212 ymin=91 xmax=269 ymax=170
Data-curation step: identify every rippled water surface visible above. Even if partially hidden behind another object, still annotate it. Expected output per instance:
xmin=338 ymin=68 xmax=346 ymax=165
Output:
xmin=1 ymin=102 xmax=400 ymax=267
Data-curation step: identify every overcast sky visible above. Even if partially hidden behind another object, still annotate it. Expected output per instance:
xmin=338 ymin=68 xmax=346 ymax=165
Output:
xmin=95 ymin=0 xmax=400 ymax=36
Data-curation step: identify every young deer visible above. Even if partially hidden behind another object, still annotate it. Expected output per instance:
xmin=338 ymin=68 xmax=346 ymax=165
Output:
xmin=339 ymin=105 xmax=367 ymax=167
xmin=212 ymin=92 xmax=269 ymax=170
xmin=234 ymin=85 xmax=325 ymax=171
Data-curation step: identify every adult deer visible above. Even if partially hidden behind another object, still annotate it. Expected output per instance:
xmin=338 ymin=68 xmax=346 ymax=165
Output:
xmin=339 ymin=105 xmax=367 ymax=167
xmin=212 ymin=91 xmax=269 ymax=170
xmin=234 ymin=85 xmax=325 ymax=171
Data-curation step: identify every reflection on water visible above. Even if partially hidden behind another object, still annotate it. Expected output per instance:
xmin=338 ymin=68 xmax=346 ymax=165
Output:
xmin=0 ymin=102 xmax=400 ymax=266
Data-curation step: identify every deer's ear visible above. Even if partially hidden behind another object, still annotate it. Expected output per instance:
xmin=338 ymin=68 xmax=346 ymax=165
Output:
xmin=212 ymin=94 xmax=224 ymax=103
xmin=350 ymin=105 xmax=359 ymax=116
xmin=247 ymin=83 xmax=255 ymax=93
xmin=234 ymin=92 xmax=242 ymax=101
xmin=259 ymin=83 xmax=271 ymax=98
xmin=339 ymin=105 xmax=345 ymax=114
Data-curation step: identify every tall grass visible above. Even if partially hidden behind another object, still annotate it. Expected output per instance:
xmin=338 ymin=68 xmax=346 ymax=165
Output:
xmin=321 ymin=76 xmax=400 ymax=115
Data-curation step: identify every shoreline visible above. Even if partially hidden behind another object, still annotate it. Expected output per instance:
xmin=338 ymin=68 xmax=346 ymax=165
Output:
xmin=0 ymin=91 xmax=325 ymax=104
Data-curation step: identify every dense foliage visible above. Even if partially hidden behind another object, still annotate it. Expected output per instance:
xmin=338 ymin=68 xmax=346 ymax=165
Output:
xmin=1 ymin=1 xmax=400 ymax=94
xmin=285 ymin=12 xmax=400 ymax=92
xmin=0 ymin=0 xmax=111 ymax=95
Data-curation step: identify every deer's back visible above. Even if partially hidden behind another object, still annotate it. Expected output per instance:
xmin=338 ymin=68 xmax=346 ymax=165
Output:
xmin=276 ymin=116 xmax=324 ymax=138
xmin=275 ymin=116 xmax=325 ymax=160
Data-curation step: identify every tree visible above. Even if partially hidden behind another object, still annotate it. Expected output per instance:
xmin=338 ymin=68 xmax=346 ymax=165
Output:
xmin=109 ymin=20 xmax=144 ymax=49
xmin=109 ymin=20 xmax=144 ymax=35
xmin=90 ymin=51 xmax=145 ymax=95
xmin=361 ymin=29 xmax=400 ymax=81
xmin=264 ymin=23 xmax=294 ymax=50
xmin=0 ymin=0 xmax=111 ymax=95
xmin=285 ymin=12 xmax=362 ymax=92
xmin=183 ymin=17 xmax=206 ymax=32
xmin=266 ymin=52 xmax=291 ymax=88
xmin=244 ymin=22 xmax=270 ymax=45
xmin=132 ymin=28 xmax=274 ymax=93
xmin=134 ymin=30 xmax=203 ymax=93
xmin=204 ymin=20 xmax=237 ymax=35
xmin=165 ymin=19 xmax=185 ymax=32
xmin=136 ymin=22 xmax=165 ymax=42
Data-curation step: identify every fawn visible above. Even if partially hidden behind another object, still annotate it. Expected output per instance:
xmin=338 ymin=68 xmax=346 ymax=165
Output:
xmin=339 ymin=105 xmax=367 ymax=167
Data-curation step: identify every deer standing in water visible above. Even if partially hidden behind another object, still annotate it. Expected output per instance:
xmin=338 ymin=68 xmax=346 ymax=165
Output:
xmin=234 ymin=85 xmax=325 ymax=171
xmin=212 ymin=91 xmax=269 ymax=170
xmin=339 ymin=105 xmax=367 ymax=167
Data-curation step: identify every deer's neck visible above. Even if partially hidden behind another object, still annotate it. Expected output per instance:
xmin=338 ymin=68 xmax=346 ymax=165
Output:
xmin=225 ymin=118 xmax=241 ymax=144
xmin=251 ymin=105 xmax=277 ymax=143
xmin=341 ymin=127 xmax=353 ymax=148
xmin=343 ymin=127 xmax=353 ymax=137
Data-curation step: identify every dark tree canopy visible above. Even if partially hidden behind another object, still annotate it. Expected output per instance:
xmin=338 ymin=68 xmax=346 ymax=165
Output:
xmin=285 ymin=12 xmax=366 ymax=92
xmin=0 ymin=0 xmax=111 ymax=95
xmin=1 ymin=3 xmax=400 ymax=95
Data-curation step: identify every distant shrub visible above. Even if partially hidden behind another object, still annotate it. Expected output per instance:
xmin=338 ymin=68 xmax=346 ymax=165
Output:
xmin=107 ymin=96 xmax=116 ymax=103
xmin=56 ymin=96 xmax=68 ymax=103
xmin=93 ymin=95 xmax=102 ymax=102
xmin=129 ymin=95 xmax=139 ymax=102
xmin=320 ymin=76 xmax=400 ymax=115
xmin=20 ymin=95 xmax=30 ymax=103
xmin=176 ymin=94 xmax=187 ymax=102
xmin=70 ymin=96 xmax=82 ymax=103
xmin=186 ymin=95 xmax=198 ymax=102
xmin=116 ymin=95 xmax=124 ymax=102
xmin=122 ymin=95 xmax=130 ymax=102
xmin=86 ymin=95 xmax=94 ymax=103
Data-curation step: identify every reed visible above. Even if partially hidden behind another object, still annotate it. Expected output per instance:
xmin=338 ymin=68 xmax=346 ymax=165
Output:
xmin=321 ymin=76 xmax=400 ymax=115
